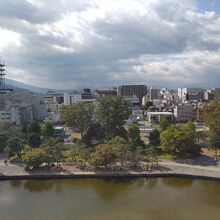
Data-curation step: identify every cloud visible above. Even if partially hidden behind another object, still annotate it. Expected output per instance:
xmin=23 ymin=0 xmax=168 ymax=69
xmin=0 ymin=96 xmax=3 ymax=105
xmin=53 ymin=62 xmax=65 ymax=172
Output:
xmin=0 ymin=0 xmax=220 ymax=89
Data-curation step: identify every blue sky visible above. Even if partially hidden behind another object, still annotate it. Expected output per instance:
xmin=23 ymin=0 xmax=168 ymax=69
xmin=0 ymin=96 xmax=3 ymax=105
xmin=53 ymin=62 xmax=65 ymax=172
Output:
xmin=198 ymin=0 xmax=220 ymax=13
xmin=0 ymin=0 xmax=220 ymax=89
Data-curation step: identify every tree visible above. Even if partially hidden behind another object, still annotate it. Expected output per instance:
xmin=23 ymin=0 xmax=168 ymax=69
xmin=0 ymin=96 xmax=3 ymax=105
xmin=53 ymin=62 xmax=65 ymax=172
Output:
xmin=128 ymin=124 xmax=144 ymax=151
xmin=200 ymin=99 xmax=220 ymax=158
xmin=148 ymin=129 xmax=160 ymax=147
xmin=196 ymin=130 xmax=208 ymax=143
xmin=0 ymin=133 xmax=8 ymax=152
xmin=4 ymin=137 xmax=24 ymax=158
xmin=53 ymin=142 xmax=65 ymax=166
xmin=28 ymin=121 xmax=41 ymax=134
xmin=90 ymin=144 xmax=117 ymax=168
xmin=69 ymin=142 xmax=91 ymax=165
xmin=23 ymin=148 xmax=46 ymax=169
xmin=61 ymin=102 xmax=93 ymax=138
xmin=199 ymin=99 xmax=220 ymax=132
xmin=28 ymin=132 xmax=41 ymax=148
xmin=40 ymin=137 xmax=62 ymax=165
xmin=21 ymin=123 xmax=28 ymax=134
xmin=209 ymin=131 xmax=220 ymax=159
xmin=42 ymin=122 xmax=54 ymax=137
xmin=97 ymin=96 xmax=129 ymax=139
xmin=83 ymin=122 xmax=105 ymax=146
xmin=127 ymin=146 xmax=144 ymax=168
xmin=109 ymin=136 xmax=129 ymax=164
xmin=159 ymin=118 xmax=171 ymax=131
xmin=160 ymin=123 xmax=200 ymax=156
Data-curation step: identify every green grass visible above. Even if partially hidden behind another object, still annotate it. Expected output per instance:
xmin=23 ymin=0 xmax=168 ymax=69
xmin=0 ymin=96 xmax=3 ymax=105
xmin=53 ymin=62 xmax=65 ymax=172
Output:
xmin=158 ymin=153 xmax=176 ymax=160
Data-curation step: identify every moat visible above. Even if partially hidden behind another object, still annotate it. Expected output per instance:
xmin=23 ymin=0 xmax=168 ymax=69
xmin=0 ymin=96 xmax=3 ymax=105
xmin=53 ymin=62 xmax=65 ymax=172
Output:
xmin=0 ymin=178 xmax=220 ymax=220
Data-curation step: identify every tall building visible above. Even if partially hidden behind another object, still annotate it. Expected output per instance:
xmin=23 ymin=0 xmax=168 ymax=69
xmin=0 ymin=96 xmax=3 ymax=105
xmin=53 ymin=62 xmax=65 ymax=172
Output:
xmin=149 ymin=88 xmax=160 ymax=101
xmin=178 ymin=88 xmax=203 ymax=101
xmin=117 ymin=85 xmax=147 ymax=102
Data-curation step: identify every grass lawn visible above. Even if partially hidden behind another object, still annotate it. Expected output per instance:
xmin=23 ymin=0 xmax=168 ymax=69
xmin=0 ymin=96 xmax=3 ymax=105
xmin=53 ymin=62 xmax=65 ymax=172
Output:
xmin=158 ymin=153 xmax=176 ymax=160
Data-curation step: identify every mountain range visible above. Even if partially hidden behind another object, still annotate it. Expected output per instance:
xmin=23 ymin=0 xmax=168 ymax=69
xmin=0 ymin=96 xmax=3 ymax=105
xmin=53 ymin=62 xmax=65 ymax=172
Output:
xmin=5 ymin=78 xmax=51 ymax=93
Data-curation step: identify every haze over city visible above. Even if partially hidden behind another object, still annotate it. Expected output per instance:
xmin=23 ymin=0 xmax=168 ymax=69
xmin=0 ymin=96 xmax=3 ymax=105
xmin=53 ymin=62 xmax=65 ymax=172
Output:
xmin=0 ymin=0 xmax=220 ymax=89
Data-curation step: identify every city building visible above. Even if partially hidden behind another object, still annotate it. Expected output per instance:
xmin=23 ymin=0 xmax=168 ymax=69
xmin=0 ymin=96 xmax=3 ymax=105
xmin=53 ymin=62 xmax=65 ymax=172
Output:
xmin=118 ymin=85 xmax=147 ymax=102
xmin=142 ymin=94 xmax=150 ymax=106
xmin=149 ymin=88 xmax=160 ymax=101
xmin=95 ymin=88 xmax=117 ymax=97
xmin=178 ymin=88 xmax=203 ymax=101
xmin=81 ymin=88 xmax=92 ymax=99
xmin=174 ymin=104 xmax=195 ymax=122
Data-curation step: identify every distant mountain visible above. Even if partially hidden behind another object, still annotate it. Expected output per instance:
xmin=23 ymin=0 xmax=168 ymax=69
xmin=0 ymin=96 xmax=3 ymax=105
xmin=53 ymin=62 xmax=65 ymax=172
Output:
xmin=5 ymin=78 xmax=81 ymax=94
xmin=5 ymin=78 xmax=50 ymax=93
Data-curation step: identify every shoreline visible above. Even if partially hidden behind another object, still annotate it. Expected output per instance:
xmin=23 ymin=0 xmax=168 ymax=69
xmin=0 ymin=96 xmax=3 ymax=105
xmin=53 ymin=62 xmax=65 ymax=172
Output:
xmin=1 ymin=171 xmax=220 ymax=181
xmin=1 ymin=157 xmax=220 ymax=181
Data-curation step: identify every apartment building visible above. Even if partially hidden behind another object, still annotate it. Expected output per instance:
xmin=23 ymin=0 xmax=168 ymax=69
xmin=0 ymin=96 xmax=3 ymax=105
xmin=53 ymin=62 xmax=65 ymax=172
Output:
xmin=174 ymin=104 xmax=195 ymax=122
xmin=118 ymin=85 xmax=147 ymax=102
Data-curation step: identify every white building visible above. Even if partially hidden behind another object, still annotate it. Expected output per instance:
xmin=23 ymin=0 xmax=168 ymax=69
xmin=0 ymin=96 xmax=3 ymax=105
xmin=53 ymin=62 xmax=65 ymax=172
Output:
xmin=174 ymin=104 xmax=194 ymax=122
xmin=0 ymin=104 xmax=33 ymax=125
xmin=64 ymin=93 xmax=83 ymax=105
xmin=32 ymin=95 xmax=49 ymax=121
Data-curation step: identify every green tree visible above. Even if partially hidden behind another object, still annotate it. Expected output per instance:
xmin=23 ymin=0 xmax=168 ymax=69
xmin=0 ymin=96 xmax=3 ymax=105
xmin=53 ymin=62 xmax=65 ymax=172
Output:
xmin=97 ymin=96 xmax=129 ymax=139
xmin=0 ymin=133 xmax=8 ymax=152
xmin=61 ymin=102 xmax=93 ymax=138
xmin=21 ymin=123 xmax=28 ymax=134
xmin=42 ymin=122 xmax=55 ymax=137
xmin=83 ymin=122 xmax=105 ymax=146
xmin=53 ymin=142 xmax=64 ymax=166
xmin=200 ymin=99 xmax=220 ymax=158
xmin=23 ymin=148 xmax=46 ymax=169
xmin=28 ymin=132 xmax=41 ymax=148
xmin=199 ymin=99 xmax=220 ymax=132
xmin=159 ymin=118 xmax=171 ymax=131
xmin=160 ymin=123 xmax=200 ymax=156
xmin=128 ymin=124 xmax=144 ymax=151
xmin=28 ymin=121 xmax=41 ymax=134
xmin=196 ymin=130 xmax=208 ymax=143
xmin=4 ymin=137 xmax=24 ymax=158
xmin=209 ymin=131 xmax=220 ymax=159
xmin=40 ymin=137 xmax=62 ymax=165
xmin=109 ymin=136 xmax=129 ymax=164
xmin=90 ymin=144 xmax=117 ymax=168
xmin=127 ymin=146 xmax=144 ymax=168
xmin=148 ymin=129 xmax=160 ymax=147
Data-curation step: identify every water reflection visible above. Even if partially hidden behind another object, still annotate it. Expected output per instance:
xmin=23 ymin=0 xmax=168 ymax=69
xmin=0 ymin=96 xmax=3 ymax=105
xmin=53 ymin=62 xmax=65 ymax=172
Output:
xmin=145 ymin=178 xmax=158 ymax=189
xmin=23 ymin=180 xmax=58 ymax=192
xmin=9 ymin=178 xmax=153 ymax=200
xmin=161 ymin=178 xmax=193 ymax=188
xmin=2 ymin=178 xmax=220 ymax=220
xmin=10 ymin=180 xmax=23 ymax=188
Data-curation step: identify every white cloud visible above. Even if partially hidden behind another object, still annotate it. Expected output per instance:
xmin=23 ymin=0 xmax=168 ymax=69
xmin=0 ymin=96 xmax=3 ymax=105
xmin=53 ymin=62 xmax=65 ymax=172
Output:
xmin=0 ymin=0 xmax=220 ymax=89
xmin=0 ymin=28 xmax=21 ymax=50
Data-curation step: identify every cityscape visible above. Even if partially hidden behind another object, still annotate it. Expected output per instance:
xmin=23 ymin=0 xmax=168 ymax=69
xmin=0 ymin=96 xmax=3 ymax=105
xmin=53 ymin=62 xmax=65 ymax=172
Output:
xmin=1 ymin=61 xmax=220 ymax=127
xmin=1 ymin=0 xmax=220 ymax=220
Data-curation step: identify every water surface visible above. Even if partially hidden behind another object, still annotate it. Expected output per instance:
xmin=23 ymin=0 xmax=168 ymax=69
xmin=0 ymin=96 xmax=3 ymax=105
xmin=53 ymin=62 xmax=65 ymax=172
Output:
xmin=0 ymin=178 xmax=220 ymax=220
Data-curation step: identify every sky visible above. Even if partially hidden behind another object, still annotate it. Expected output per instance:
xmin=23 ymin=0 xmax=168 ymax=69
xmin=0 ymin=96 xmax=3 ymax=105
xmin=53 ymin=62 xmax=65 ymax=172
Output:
xmin=0 ymin=0 xmax=220 ymax=89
